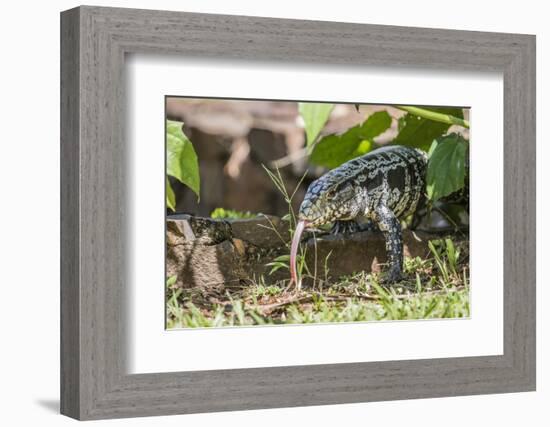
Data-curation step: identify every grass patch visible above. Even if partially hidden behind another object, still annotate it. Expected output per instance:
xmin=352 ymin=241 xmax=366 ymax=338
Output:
xmin=166 ymin=238 xmax=470 ymax=328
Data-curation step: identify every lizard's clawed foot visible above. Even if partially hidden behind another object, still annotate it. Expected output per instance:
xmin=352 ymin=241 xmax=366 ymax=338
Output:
xmin=331 ymin=219 xmax=379 ymax=235
xmin=330 ymin=220 xmax=360 ymax=235
xmin=360 ymin=219 xmax=379 ymax=232
xmin=381 ymin=268 xmax=403 ymax=284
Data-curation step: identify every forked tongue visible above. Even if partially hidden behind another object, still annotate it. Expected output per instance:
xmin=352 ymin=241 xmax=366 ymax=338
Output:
xmin=290 ymin=220 xmax=307 ymax=290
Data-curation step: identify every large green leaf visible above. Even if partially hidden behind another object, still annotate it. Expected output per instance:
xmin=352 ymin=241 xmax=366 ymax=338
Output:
xmin=426 ymin=133 xmax=468 ymax=201
xmin=310 ymin=111 xmax=391 ymax=169
xmin=393 ymin=107 xmax=464 ymax=152
xmin=166 ymin=120 xmax=200 ymax=200
xmin=166 ymin=177 xmax=176 ymax=211
xmin=299 ymin=102 xmax=334 ymax=146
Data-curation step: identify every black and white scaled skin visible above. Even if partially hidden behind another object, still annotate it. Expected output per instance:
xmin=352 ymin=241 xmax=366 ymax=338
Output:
xmin=293 ymin=145 xmax=428 ymax=284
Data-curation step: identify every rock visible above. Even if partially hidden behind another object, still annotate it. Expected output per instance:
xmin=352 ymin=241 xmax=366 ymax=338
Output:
xmin=228 ymin=216 xmax=290 ymax=248
xmin=166 ymin=239 xmax=248 ymax=288
xmin=167 ymin=215 xmax=232 ymax=245
xmin=303 ymin=230 xmax=436 ymax=278
xmin=166 ymin=215 xmax=287 ymax=289
xmin=166 ymin=215 xmax=466 ymax=289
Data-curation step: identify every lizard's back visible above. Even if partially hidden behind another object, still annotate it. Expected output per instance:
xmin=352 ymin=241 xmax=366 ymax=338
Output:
xmin=331 ymin=145 xmax=427 ymax=219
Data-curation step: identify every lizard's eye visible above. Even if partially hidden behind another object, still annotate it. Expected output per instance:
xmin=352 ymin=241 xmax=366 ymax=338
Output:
xmin=325 ymin=188 xmax=337 ymax=199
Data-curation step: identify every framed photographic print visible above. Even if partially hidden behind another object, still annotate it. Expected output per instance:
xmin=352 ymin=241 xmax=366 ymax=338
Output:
xmin=61 ymin=6 xmax=536 ymax=420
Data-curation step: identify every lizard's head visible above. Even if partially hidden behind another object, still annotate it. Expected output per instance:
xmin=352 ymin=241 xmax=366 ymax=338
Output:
xmin=298 ymin=175 xmax=363 ymax=227
xmin=290 ymin=173 xmax=363 ymax=288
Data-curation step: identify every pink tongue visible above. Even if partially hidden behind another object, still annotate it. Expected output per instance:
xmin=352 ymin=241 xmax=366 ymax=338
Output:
xmin=290 ymin=220 xmax=307 ymax=289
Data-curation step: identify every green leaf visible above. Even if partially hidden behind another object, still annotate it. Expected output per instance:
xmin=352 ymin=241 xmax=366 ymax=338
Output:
xmin=310 ymin=111 xmax=391 ymax=169
xmin=266 ymin=261 xmax=290 ymax=275
xmin=358 ymin=110 xmax=393 ymax=140
xmin=299 ymin=103 xmax=334 ymax=146
xmin=166 ymin=177 xmax=176 ymax=211
xmin=166 ymin=120 xmax=200 ymax=199
xmin=393 ymin=107 xmax=464 ymax=152
xmin=427 ymin=139 xmax=438 ymax=158
xmin=426 ymin=133 xmax=468 ymax=201
xmin=273 ymin=255 xmax=290 ymax=262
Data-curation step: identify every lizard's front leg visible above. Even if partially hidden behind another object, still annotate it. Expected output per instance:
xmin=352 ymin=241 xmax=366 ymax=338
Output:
xmin=372 ymin=205 xmax=403 ymax=283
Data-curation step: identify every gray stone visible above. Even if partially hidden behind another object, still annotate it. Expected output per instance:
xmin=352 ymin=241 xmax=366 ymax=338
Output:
xmin=166 ymin=216 xmax=465 ymax=288
xmin=228 ymin=215 xmax=290 ymax=248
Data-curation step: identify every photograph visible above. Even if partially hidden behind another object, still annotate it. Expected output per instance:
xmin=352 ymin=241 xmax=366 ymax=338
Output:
xmin=49 ymin=2 xmax=540 ymax=422
xmin=165 ymin=98 xmax=471 ymax=328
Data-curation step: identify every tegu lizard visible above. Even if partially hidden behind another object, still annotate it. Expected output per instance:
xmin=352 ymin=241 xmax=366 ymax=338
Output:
xmin=290 ymin=145 xmax=428 ymax=286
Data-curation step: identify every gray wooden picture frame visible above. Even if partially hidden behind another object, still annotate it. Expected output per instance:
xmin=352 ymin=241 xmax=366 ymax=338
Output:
xmin=60 ymin=5 xmax=536 ymax=421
